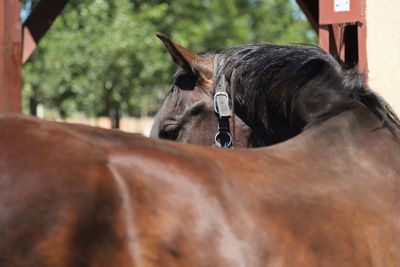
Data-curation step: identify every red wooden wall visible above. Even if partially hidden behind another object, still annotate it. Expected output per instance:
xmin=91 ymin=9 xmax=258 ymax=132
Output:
xmin=0 ymin=0 xmax=22 ymax=113
xmin=297 ymin=0 xmax=367 ymax=75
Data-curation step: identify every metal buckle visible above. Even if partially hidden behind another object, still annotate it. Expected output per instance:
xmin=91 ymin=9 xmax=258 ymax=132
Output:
xmin=213 ymin=92 xmax=231 ymax=117
xmin=214 ymin=131 xmax=232 ymax=148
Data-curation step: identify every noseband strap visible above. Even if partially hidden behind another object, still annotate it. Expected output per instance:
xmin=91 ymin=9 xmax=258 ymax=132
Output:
xmin=213 ymin=54 xmax=233 ymax=148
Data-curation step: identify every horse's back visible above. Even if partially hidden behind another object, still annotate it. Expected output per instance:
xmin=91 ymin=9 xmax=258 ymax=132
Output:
xmin=0 ymin=114 xmax=264 ymax=266
xmin=0 ymin=114 xmax=246 ymax=266
xmin=1 ymin=113 xmax=400 ymax=266
xmin=0 ymin=114 xmax=137 ymax=266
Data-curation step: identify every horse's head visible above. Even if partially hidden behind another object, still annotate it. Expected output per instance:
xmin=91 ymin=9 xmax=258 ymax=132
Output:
xmin=150 ymin=33 xmax=253 ymax=147
xmin=151 ymin=34 xmax=400 ymax=149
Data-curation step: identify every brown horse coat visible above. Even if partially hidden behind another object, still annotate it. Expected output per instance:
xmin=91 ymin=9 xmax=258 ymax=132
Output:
xmin=1 ymin=105 xmax=399 ymax=266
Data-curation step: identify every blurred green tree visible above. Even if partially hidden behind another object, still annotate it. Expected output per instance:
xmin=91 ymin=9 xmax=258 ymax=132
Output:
xmin=23 ymin=0 xmax=316 ymax=128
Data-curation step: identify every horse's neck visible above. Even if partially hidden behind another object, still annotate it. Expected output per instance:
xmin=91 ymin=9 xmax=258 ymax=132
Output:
xmin=234 ymin=101 xmax=306 ymax=146
xmin=256 ymin=104 xmax=400 ymax=181
xmin=300 ymin=104 xmax=399 ymax=154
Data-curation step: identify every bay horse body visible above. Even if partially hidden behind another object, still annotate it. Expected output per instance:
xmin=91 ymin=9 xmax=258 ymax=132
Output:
xmin=1 ymin=106 xmax=400 ymax=266
xmin=2 ymin=35 xmax=400 ymax=266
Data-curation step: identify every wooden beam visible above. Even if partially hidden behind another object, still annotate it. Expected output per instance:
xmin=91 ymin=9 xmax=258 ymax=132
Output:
xmin=319 ymin=0 xmax=365 ymax=25
xmin=296 ymin=0 xmax=319 ymax=33
xmin=23 ymin=0 xmax=70 ymax=63
xmin=0 ymin=0 xmax=22 ymax=113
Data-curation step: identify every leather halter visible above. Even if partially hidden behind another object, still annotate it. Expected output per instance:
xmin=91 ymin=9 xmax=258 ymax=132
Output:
xmin=213 ymin=55 xmax=234 ymax=148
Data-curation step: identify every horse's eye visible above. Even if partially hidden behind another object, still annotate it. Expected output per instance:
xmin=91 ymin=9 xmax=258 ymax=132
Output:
xmin=159 ymin=124 xmax=181 ymax=140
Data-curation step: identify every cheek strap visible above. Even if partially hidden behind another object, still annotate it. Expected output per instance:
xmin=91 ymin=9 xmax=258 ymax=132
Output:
xmin=213 ymin=55 xmax=233 ymax=148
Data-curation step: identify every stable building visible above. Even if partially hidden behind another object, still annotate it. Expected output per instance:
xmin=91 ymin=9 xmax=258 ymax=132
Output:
xmin=297 ymin=0 xmax=400 ymax=113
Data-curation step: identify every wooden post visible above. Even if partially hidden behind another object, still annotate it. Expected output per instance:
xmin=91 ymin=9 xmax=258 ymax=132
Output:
xmin=0 ymin=0 xmax=22 ymax=113
xmin=318 ymin=0 xmax=367 ymax=75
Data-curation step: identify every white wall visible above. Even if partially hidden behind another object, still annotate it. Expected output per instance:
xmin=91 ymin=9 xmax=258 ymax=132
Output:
xmin=366 ymin=0 xmax=400 ymax=114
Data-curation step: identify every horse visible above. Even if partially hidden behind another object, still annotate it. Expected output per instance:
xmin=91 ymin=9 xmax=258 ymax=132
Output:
xmin=1 ymin=35 xmax=400 ymax=267
xmin=150 ymin=33 xmax=400 ymax=148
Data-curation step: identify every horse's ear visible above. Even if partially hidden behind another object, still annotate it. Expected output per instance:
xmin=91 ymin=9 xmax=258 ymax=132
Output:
xmin=156 ymin=32 xmax=212 ymax=78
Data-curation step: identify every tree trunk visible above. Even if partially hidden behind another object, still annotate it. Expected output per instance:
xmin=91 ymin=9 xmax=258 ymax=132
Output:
xmin=110 ymin=108 xmax=120 ymax=129
xmin=29 ymin=95 xmax=38 ymax=116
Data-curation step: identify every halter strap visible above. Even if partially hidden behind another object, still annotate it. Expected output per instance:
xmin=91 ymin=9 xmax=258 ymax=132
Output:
xmin=230 ymin=69 xmax=236 ymax=145
xmin=213 ymin=55 xmax=233 ymax=148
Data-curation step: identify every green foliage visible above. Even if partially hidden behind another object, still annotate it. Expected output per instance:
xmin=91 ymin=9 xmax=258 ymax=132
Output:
xmin=23 ymin=0 xmax=317 ymax=123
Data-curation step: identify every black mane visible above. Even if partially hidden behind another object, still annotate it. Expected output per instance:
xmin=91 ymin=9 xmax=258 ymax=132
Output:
xmin=215 ymin=43 xmax=400 ymax=145
xmin=167 ymin=43 xmax=400 ymax=146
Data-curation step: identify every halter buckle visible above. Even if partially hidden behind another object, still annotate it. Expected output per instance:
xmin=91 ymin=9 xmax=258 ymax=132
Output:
xmin=214 ymin=92 xmax=231 ymax=117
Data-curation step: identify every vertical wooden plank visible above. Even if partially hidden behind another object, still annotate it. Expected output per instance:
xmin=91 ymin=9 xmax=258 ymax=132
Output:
xmin=357 ymin=23 xmax=368 ymax=77
xmin=331 ymin=24 xmax=345 ymax=63
xmin=0 ymin=0 xmax=22 ymax=113
xmin=319 ymin=25 xmax=330 ymax=52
